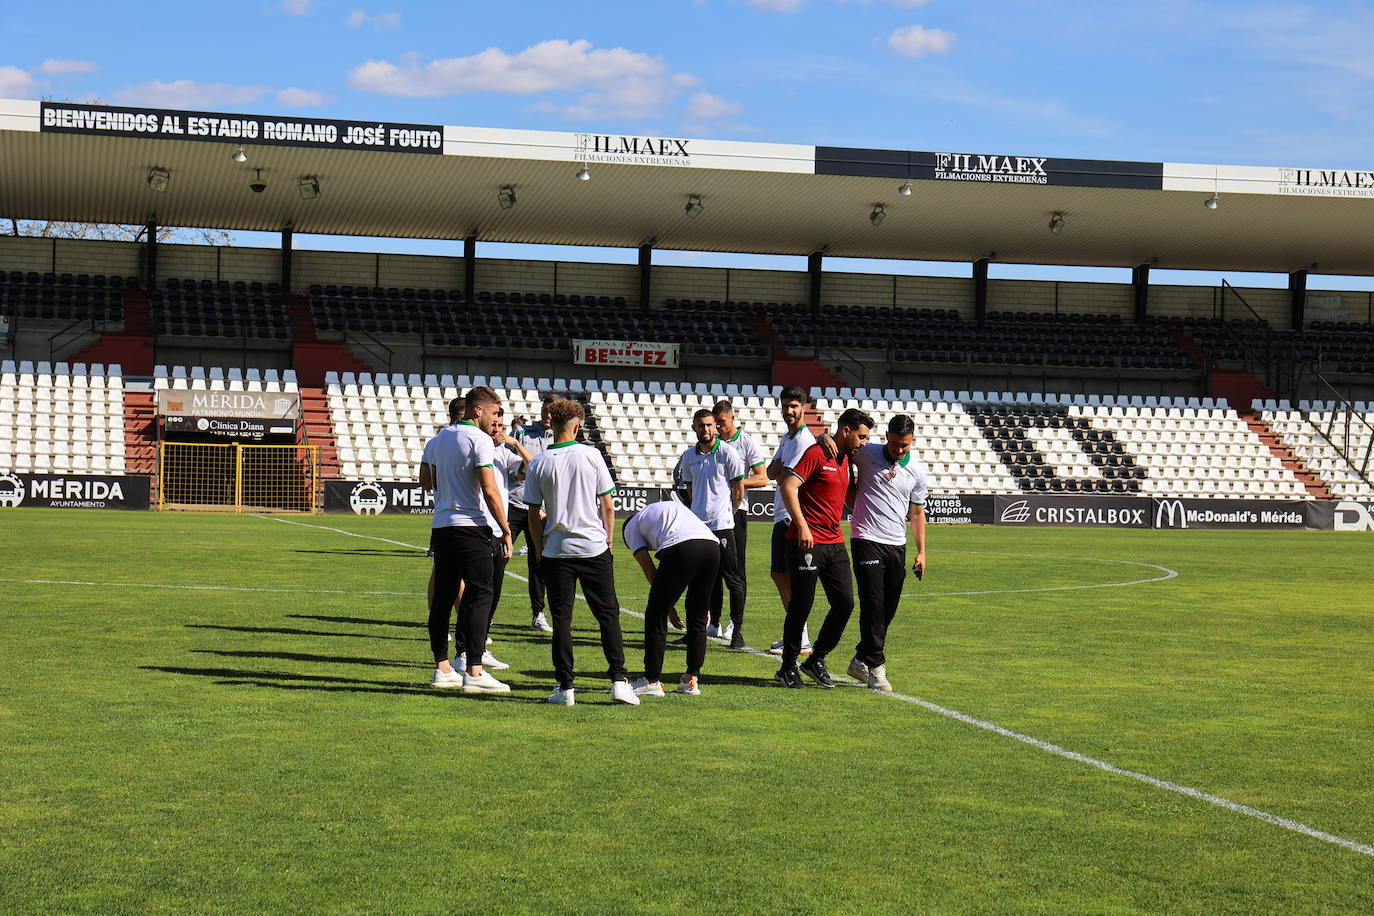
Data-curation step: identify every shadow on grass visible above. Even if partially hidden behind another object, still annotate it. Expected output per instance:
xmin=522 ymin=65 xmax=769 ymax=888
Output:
xmin=291 ymin=548 xmax=422 ymax=558
xmin=519 ymin=669 xmax=773 ymax=687
xmin=211 ymin=680 xmax=547 ymax=702
xmin=191 ymin=649 xmax=429 ymax=669
xmin=287 ymin=614 xmax=424 ymax=629
xmin=187 ymin=624 xmax=417 ymax=641
xmin=140 ymin=665 xmax=547 ymax=702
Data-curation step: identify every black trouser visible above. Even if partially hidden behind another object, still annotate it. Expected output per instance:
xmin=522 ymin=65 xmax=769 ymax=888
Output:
xmin=507 ymin=504 xmax=547 ymax=615
xmin=428 ymin=526 xmax=495 ymax=665
xmin=852 ymin=538 xmax=907 ymax=668
xmin=770 ymin=521 xmax=790 ymax=575
xmin=543 ymin=550 xmax=628 ymax=690
xmin=454 ymin=539 xmax=508 ymax=656
xmin=643 ymin=539 xmax=720 ymax=682
xmin=708 ymin=527 xmax=747 ymax=629
xmin=781 ymin=540 xmax=854 ymax=665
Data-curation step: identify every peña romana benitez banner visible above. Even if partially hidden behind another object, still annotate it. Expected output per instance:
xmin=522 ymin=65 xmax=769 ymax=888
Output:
xmin=0 ymin=473 xmax=150 ymax=510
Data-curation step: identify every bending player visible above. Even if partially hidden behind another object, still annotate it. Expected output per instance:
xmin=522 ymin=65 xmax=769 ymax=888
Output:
xmin=712 ymin=399 xmax=768 ymax=645
xmin=623 ymin=499 xmax=722 ymax=697
xmin=524 ymin=397 xmax=639 ymax=707
xmin=679 ymin=409 xmax=748 ymax=648
xmin=846 ymin=414 xmax=928 ymax=692
xmin=775 ymin=408 xmax=873 ymax=689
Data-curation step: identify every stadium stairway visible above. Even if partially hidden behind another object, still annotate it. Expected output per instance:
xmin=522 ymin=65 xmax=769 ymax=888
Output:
xmin=1238 ymin=407 xmax=1332 ymax=499
xmin=299 ymin=386 xmax=340 ymax=479
xmin=121 ymin=388 xmax=158 ymax=480
xmin=1168 ymin=326 xmax=1212 ymax=372
xmin=286 ymin=294 xmax=373 ymax=387
xmin=747 ymin=310 xmax=850 ymax=393
xmin=69 ymin=289 xmax=154 ymax=375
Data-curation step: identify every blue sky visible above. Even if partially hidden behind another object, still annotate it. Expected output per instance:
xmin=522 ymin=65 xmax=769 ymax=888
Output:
xmin=5 ymin=0 xmax=1374 ymax=289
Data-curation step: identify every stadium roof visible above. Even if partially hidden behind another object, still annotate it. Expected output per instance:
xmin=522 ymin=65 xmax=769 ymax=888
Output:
xmin=4 ymin=97 xmax=1374 ymax=275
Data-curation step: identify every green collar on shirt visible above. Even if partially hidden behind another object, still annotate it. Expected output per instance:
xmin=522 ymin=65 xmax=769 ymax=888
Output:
xmin=457 ymin=420 xmax=478 ymax=427
xmin=785 ymin=423 xmax=806 ymax=438
xmin=697 ymin=437 xmax=721 ymax=455
xmin=548 ymin=440 xmax=578 ymax=449
xmin=727 ymin=427 xmax=742 ymax=443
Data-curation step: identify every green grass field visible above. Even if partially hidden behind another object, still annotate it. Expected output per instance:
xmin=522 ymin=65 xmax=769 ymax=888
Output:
xmin=3 ymin=509 xmax=1373 ymax=914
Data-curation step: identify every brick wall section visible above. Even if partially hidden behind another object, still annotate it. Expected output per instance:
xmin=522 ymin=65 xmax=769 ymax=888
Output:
xmin=4 ymin=234 xmax=1367 ymax=329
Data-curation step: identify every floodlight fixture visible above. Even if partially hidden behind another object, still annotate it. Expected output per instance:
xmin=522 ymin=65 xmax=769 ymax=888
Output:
xmin=249 ymin=168 xmax=267 ymax=194
xmin=1048 ymin=212 xmax=1066 ymax=233
xmin=298 ymin=176 xmax=321 ymax=200
xmin=869 ymin=204 xmax=886 ymax=227
xmin=497 ymin=185 xmax=517 ymax=209
xmin=576 ymin=164 xmax=590 ymax=181
xmin=898 ymin=180 xmax=913 ymax=197
xmin=684 ymin=194 xmax=703 ymax=218
xmin=232 ymin=145 xmax=248 ymax=163
xmin=1204 ymin=194 xmax=1219 ymax=210
xmin=146 ymin=167 xmax=170 ymax=192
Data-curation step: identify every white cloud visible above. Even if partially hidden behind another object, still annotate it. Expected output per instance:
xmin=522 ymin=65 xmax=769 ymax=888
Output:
xmin=0 ymin=65 xmax=38 ymax=97
xmin=688 ymin=91 xmax=743 ymax=119
xmin=346 ymin=9 xmax=400 ymax=29
xmin=275 ymin=87 xmax=333 ymax=107
xmin=112 ymin=80 xmax=272 ymax=108
xmin=747 ymin=0 xmax=802 ymax=10
xmin=887 ymin=24 xmax=954 ymax=57
xmin=278 ymin=0 xmax=314 ymax=14
xmin=36 ymin=59 xmax=99 ymax=76
xmin=837 ymin=0 xmax=929 ymax=5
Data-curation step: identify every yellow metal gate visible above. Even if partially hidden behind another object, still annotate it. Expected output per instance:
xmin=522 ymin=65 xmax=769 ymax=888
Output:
xmin=159 ymin=442 xmax=318 ymax=513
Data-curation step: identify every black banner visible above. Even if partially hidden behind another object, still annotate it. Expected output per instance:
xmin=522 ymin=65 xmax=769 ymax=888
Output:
xmin=816 ymin=147 xmax=1163 ymax=190
xmin=1330 ymin=500 xmax=1374 ymax=532
xmin=995 ymin=494 xmax=1150 ymax=528
xmin=323 ymin=480 xmax=434 ymax=515
xmin=40 ymin=101 xmax=443 ymax=154
xmin=924 ymin=494 xmax=994 ymax=525
xmin=165 ymin=415 xmax=296 ymax=441
xmin=611 ymin=486 xmax=673 ymax=518
xmin=0 ymin=473 xmax=150 ymax=510
xmin=1151 ymin=498 xmax=1307 ymax=530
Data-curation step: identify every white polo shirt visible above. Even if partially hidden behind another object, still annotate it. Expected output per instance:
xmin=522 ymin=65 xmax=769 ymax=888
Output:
xmin=722 ymin=427 xmax=766 ymax=477
xmin=851 ymin=443 xmax=929 ymax=546
xmin=623 ymin=500 xmax=717 ymax=555
xmin=771 ymin=424 xmax=816 ymax=524
xmin=508 ymin=421 xmax=553 ymax=505
xmin=422 ymin=421 xmax=495 ymax=529
xmin=523 ymin=441 xmax=617 ymax=558
xmin=482 ymin=445 xmax=524 ymax=537
xmin=679 ymin=438 xmax=746 ymax=531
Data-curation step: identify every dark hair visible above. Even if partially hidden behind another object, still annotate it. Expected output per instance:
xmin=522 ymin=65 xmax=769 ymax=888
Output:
xmin=712 ymin=399 xmax=734 ymax=416
xmin=541 ymin=395 xmax=556 ymax=405
xmin=447 ymin=398 xmax=463 ymax=423
xmin=464 ymin=386 xmax=500 ymax=414
xmin=837 ymin=407 xmax=875 ymax=431
xmin=888 ymin=414 xmax=915 ymax=436
xmin=692 ymin=408 xmax=714 ymax=423
xmin=779 ymin=385 xmax=811 ymax=404
xmin=547 ymin=397 xmax=585 ymax=431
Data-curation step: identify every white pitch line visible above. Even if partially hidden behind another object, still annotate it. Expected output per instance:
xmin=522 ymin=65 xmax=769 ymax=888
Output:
xmin=260 ymin=515 xmax=1374 ymax=857
xmin=0 ymin=577 xmax=422 ymax=597
xmin=901 ymin=554 xmax=1178 ymax=598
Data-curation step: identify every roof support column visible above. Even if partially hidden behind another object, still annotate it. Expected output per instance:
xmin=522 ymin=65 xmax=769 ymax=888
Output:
xmin=143 ymin=218 xmax=158 ymax=290
xmin=638 ymin=243 xmax=653 ymax=309
xmin=1289 ymin=269 xmax=1307 ymax=330
xmin=1132 ymin=264 xmax=1150 ymax=324
xmin=464 ymin=234 xmax=477 ymax=302
xmin=281 ymin=223 xmax=293 ymax=295
xmin=808 ymin=251 xmax=823 ymax=317
xmin=973 ymin=257 xmax=989 ymax=324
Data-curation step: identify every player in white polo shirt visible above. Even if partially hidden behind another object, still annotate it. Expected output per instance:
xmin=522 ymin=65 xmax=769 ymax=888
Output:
xmin=847 ymin=414 xmax=928 ymax=692
xmin=418 ymin=386 xmax=514 ymax=695
xmin=712 ymin=399 xmax=768 ymax=647
xmin=679 ymin=408 xmax=748 ymax=647
xmin=623 ymin=499 xmax=722 ymax=697
xmin=523 ymin=397 xmax=639 ymax=707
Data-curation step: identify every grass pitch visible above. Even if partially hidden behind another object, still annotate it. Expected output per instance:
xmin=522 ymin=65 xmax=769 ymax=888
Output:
xmin=2 ymin=509 xmax=1373 ymax=914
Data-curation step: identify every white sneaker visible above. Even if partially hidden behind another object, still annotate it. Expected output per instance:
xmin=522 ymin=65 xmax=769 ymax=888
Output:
xmin=547 ymin=687 xmax=575 ymax=706
xmin=706 ymin=623 xmax=721 ymax=639
xmin=431 ymin=667 xmax=463 ymax=688
xmin=847 ymin=656 xmax=871 ymax=682
xmin=515 ymin=545 xmax=528 ymax=556
xmin=448 ymin=631 xmax=455 ymax=642
xmin=767 ymin=637 xmax=814 ymax=657
xmin=631 ymin=677 xmax=665 ymax=697
xmin=867 ymin=664 xmax=893 ymax=693
xmin=486 ymin=637 xmax=493 ymax=646
xmin=480 ymin=650 xmax=510 ymax=670
xmin=610 ymin=680 xmax=641 ymax=705
xmin=675 ymin=676 xmax=701 ymax=696
xmin=462 ymin=670 xmax=512 ymax=694
xmin=721 ymin=621 xmax=735 ymax=641
xmin=531 ymin=613 xmax=553 ymax=633
xmin=768 ymin=638 xmax=786 ymax=656
xmin=455 ymin=652 xmax=466 ymax=670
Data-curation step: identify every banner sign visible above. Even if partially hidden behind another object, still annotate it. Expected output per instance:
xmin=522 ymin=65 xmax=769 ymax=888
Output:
xmin=817 ymin=147 xmax=1163 ymax=190
xmin=572 ymin=339 xmax=681 ymax=369
xmin=158 ymin=389 xmax=301 ymax=419
xmin=1151 ymin=498 xmax=1306 ymax=530
xmin=324 ymin=480 xmax=435 ymax=515
xmin=995 ymin=495 xmax=1150 ymax=528
xmin=1164 ymin=163 xmax=1374 ymax=200
xmin=40 ymin=101 xmax=443 ymax=154
xmin=164 ymin=415 xmax=296 ymax=441
xmin=0 ymin=473 xmax=150 ymax=510
xmin=1330 ymin=500 xmax=1374 ymax=532
xmin=925 ymin=494 xmax=995 ymax=525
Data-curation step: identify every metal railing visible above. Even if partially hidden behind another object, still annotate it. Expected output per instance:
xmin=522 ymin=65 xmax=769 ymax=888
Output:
xmin=341 ymin=323 xmax=393 ymax=373
xmin=46 ymin=314 xmax=119 ymax=362
xmin=1218 ymin=281 xmax=1306 ymax=400
xmin=1302 ymin=373 xmax=1374 ymax=490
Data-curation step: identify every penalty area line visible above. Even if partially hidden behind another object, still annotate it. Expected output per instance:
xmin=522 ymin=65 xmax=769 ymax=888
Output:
xmin=256 ymin=515 xmax=1374 ymax=859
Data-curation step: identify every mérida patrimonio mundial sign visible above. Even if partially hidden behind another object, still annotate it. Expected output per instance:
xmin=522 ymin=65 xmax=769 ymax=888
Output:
xmin=40 ymin=101 xmax=443 ymax=154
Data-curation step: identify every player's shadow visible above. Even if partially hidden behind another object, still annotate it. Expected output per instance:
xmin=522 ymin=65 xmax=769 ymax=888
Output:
xmin=287 ymin=613 xmax=424 ymax=630
xmin=139 ymin=664 xmax=546 ymax=702
xmin=519 ymin=669 xmax=770 ymax=688
xmin=186 ymin=623 xmax=416 ymax=641
xmin=191 ymin=649 xmax=429 ymax=669
xmin=291 ymin=548 xmax=421 ymax=558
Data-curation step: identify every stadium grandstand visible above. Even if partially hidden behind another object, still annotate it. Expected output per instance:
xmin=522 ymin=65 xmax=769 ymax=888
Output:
xmin=1 ymin=95 xmax=1372 ymax=520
